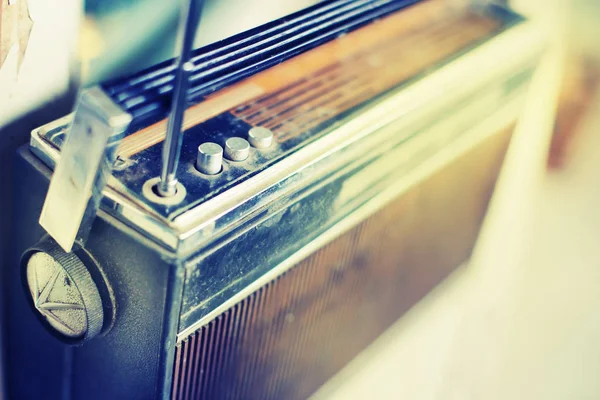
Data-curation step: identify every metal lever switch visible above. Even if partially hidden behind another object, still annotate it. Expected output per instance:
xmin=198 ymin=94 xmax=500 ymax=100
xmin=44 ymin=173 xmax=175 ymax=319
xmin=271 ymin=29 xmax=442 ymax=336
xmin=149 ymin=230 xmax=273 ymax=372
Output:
xmin=39 ymin=87 xmax=132 ymax=252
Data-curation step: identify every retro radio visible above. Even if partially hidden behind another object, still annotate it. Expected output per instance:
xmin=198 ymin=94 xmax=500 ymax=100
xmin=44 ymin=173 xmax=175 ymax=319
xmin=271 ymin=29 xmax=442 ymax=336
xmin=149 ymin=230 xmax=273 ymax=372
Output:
xmin=2 ymin=0 xmax=545 ymax=398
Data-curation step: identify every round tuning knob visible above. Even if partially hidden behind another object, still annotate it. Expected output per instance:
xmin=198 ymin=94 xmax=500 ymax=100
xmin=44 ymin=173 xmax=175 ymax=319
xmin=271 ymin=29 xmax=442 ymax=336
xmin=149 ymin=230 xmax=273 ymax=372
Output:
xmin=21 ymin=237 xmax=111 ymax=344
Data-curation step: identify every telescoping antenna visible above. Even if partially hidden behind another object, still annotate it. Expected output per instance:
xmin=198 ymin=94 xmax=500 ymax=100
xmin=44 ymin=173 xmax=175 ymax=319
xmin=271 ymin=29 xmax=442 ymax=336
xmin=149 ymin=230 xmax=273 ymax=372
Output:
xmin=157 ymin=0 xmax=205 ymax=197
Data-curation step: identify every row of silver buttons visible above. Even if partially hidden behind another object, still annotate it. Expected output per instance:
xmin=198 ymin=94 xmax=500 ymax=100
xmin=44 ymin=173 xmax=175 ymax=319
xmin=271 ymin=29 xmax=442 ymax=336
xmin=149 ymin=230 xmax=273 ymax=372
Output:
xmin=195 ymin=127 xmax=274 ymax=175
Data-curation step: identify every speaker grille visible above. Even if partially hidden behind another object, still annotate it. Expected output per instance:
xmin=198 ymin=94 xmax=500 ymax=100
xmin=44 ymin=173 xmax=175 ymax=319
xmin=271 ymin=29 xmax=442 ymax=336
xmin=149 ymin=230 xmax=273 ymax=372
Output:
xmin=171 ymin=128 xmax=511 ymax=399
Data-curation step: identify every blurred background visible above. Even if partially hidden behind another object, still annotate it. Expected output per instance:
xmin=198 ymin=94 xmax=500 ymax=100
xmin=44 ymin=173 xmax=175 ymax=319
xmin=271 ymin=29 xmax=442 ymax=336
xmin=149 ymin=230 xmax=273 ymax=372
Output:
xmin=1 ymin=0 xmax=599 ymax=398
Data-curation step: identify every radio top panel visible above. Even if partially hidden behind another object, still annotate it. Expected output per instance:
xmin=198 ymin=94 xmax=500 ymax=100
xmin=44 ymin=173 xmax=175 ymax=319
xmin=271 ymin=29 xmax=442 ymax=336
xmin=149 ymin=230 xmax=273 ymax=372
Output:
xmin=29 ymin=0 xmax=541 ymax=254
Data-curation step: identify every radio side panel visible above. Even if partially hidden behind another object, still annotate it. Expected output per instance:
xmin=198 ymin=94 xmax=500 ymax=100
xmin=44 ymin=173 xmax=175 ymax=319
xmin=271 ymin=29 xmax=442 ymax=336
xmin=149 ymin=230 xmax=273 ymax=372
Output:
xmin=6 ymin=148 xmax=174 ymax=400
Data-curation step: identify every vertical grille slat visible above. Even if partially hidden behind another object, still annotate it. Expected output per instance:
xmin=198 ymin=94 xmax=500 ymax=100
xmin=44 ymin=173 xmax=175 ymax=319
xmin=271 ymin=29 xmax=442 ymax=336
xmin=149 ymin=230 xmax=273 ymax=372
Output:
xmin=209 ymin=303 xmax=237 ymax=399
xmin=228 ymin=290 xmax=260 ymax=400
xmin=181 ymin=338 xmax=190 ymax=400
xmin=186 ymin=332 xmax=201 ymax=400
xmin=197 ymin=321 xmax=216 ymax=399
xmin=248 ymin=283 xmax=276 ymax=396
xmin=201 ymin=321 xmax=214 ymax=399
xmin=204 ymin=315 xmax=224 ymax=399
xmin=171 ymin=336 xmax=184 ymax=399
xmin=221 ymin=302 xmax=244 ymax=399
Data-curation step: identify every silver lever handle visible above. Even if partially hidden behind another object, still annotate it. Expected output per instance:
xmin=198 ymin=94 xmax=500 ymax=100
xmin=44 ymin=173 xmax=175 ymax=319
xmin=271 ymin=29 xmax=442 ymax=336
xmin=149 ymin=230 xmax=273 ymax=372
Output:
xmin=39 ymin=87 xmax=132 ymax=252
xmin=157 ymin=0 xmax=204 ymax=197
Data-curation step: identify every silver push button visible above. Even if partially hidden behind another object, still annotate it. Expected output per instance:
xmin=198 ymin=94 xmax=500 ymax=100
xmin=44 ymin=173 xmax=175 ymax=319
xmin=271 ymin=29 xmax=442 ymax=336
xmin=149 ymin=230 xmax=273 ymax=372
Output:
xmin=248 ymin=127 xmax=274 ymax=149
xmin=224 ymin=137 xmax=250 ymax=161
xmin=196 ymin=142 xmax=223 ymax=175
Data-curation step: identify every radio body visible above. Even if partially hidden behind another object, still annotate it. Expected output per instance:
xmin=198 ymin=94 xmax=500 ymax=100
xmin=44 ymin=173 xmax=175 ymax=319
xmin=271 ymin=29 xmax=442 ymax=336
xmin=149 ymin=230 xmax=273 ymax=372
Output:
xmin=3 ymin=1 xmax=545 ymax=399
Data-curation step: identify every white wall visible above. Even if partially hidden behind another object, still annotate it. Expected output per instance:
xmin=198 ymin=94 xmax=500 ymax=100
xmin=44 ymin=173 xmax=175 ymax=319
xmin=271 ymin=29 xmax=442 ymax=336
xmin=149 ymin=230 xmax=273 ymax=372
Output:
xmin=0 ymin=0 xmax=80 ymax=127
